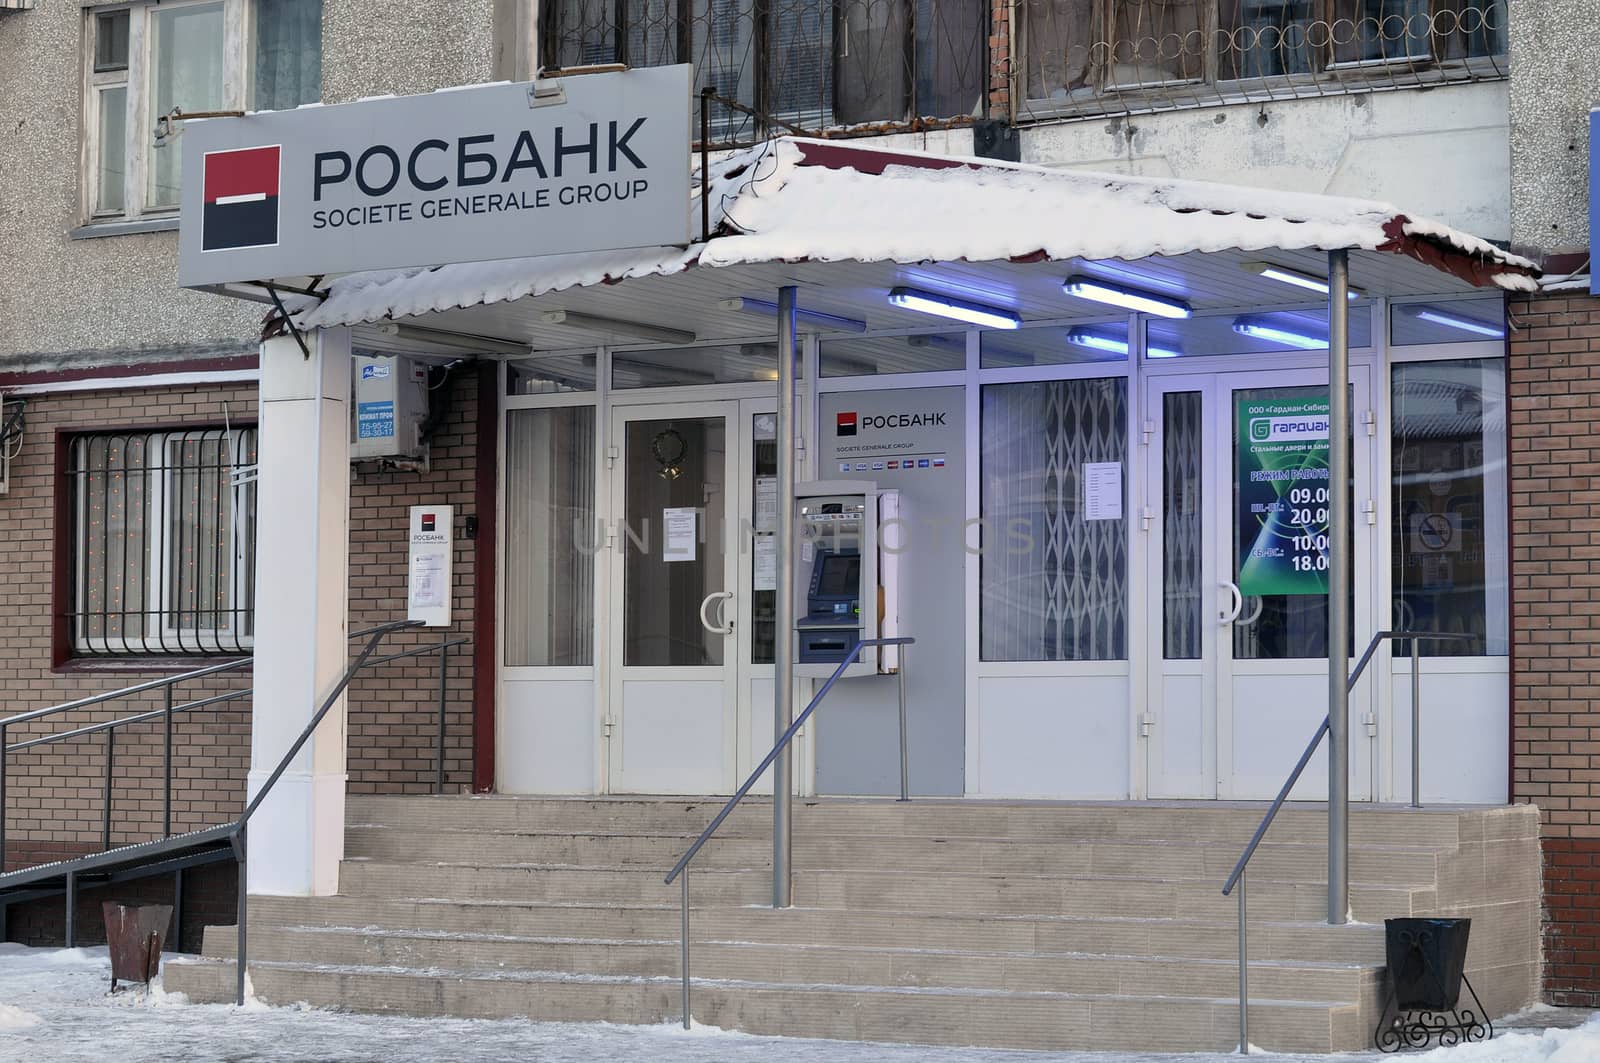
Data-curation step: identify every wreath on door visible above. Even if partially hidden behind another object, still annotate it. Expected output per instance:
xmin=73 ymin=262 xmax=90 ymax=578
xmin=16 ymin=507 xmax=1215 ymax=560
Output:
xmin=652 ymin=427 xmax=688 ymax=480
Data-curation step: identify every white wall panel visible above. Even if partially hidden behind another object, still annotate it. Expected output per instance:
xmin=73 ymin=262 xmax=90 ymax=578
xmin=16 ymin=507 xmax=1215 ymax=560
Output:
xmin=498 ymin=679 xmax=595 ymax=794
xmin=1390 ymin=668 xmax=1509 ymax=804
xmin=974 ymin=676 xmax=1129 ymax=798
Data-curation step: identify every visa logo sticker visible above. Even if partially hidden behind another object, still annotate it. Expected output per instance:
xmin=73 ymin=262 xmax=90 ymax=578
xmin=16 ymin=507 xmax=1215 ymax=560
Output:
xmin=872 ymin=462 xmax=885 ymax=471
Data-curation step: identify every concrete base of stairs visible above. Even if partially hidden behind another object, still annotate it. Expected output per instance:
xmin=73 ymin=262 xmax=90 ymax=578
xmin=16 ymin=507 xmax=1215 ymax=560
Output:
xmin=164 ymin=797 xmax=1542 ymax=1054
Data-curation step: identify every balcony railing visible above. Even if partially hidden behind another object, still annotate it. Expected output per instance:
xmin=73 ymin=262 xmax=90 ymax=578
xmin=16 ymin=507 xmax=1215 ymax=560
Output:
xmin=1017 ymin=0 xmax=1508 ymax=122
xmin=539 ymin=0 xmax=987 ymax=144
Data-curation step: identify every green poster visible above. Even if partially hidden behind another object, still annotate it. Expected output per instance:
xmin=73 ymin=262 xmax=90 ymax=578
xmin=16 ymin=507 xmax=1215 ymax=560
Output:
xmin=1236 ymin=395 xmax=1331 ymax=597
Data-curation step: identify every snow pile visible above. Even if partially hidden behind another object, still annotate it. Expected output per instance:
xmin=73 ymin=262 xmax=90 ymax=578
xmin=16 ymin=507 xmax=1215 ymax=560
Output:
xmin=295 ymin=136 xmax=1536 ymax=332
xmin=0 ymin=1003 xmax=42 ymax=1029
xmin=1410 ymin=1015 xmax=1600 ymax=1063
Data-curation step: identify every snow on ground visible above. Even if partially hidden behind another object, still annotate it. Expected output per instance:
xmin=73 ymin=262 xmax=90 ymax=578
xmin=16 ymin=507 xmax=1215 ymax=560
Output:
xmin=0 ymin=944 xmax=1595 ymax=1063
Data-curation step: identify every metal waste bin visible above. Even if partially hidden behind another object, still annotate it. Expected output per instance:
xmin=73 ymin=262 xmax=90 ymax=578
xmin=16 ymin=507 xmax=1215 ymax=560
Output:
xmin=1384 ymin=917 xmax=1471 ymax=1011
xmin=102 ymin=902 xmax=173 ymax=990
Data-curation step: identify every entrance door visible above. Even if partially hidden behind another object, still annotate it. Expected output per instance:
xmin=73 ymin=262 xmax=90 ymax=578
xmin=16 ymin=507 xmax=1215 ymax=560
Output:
xmin=1144 ymin=368 xmax=1376 ymax=799
xmin=607 ymin=402 xmax=740 ymax=793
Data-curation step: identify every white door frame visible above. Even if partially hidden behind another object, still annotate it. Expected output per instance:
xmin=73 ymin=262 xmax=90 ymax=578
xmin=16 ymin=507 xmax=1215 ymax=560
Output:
xmin=605 ymin=399 xmax=743 ymax=794
xmin=1143 ymin=363 xmax=1380 ymax=800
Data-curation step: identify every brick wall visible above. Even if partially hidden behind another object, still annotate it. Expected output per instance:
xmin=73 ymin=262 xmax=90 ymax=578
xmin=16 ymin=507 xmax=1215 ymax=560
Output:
xmin=1508 ymin=289 xmax=1600 ymax=1005
xmin=0 ymin=362 xmax=486 ymax=945
xmin=988 ymin=0 xmax=1011 ymax=120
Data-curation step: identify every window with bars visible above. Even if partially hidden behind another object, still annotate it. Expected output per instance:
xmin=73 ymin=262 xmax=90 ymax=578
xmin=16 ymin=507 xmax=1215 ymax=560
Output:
xmin=539 ymin=0 xmax=986 ymax=141
xmin=65 ymin=428 xmax=258 ymax=657
xmin=1019 ymin=0 xmax=1507 ymax=121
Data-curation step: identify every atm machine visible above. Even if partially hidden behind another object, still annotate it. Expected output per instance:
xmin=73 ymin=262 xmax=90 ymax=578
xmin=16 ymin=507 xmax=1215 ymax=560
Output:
xmin=793 ymin=480 xmax=901 ymax=678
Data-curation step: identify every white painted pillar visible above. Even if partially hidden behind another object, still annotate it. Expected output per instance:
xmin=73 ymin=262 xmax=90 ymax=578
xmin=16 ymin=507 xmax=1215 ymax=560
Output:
xmin=247 ymin=327 xmax=352 ymax=896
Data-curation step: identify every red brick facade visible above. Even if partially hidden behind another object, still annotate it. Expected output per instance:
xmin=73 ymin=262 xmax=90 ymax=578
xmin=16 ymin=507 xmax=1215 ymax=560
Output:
xmin=0 ymin=363 xmax=488 ymax=944
xmin=988 ymin=0 xmax=1011 ymax=120
xmin=1509 ymin=289 xmax=1600 ymax=1005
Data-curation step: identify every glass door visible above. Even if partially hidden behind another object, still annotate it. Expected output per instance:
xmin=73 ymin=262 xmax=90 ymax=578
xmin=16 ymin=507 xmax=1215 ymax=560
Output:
xmin=1145 ymin=368 xmax=1377 ymax=799
xmin=606 ymin=401 xmax=740 ymax=794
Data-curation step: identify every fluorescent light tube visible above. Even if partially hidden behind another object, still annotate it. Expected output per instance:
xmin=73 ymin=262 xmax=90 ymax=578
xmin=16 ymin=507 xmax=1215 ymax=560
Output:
xmin=1232 ymin=316 xmax=1327 ymax=350
xmin=1065 ymin=327 xmax=1181 ymax=359
xmin=888 ymin=287 xmax=1020 ymax=330
xmin=1063 ymin=276 xmax=1191 ymax=319
xmin=1399 ymin=304 xmax=1505 ymax=339
xmin=718 ymin=297 xmax=868 ymax=333
xmin=541 ymin=309 xmax=695 ymax=345
xmin=1242 ymin=261 xmax=1362 ymax=299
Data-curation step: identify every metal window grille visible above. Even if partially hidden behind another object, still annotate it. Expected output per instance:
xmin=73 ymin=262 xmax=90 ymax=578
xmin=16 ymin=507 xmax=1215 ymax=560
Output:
xmin=66 ymin=427 xmax=258 ymax=657
xmin=539 ymin=0 xmax=986 ymax=144
xmin=1018 ymin=0 xmax=1508 ymax=123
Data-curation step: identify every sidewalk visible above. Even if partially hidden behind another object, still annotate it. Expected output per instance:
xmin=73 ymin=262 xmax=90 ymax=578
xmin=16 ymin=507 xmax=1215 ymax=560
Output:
xmin=0 ymin=944 xmax=1594 ymax=1063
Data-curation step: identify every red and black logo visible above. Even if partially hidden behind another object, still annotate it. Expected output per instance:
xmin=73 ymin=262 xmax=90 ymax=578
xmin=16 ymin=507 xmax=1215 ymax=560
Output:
xmin=421 ymin=513 xmax=437 ymax=532
xmin=836 ymin=412 xmax=857 ymax=437
xmin=202 ymin=146 xmax=281 ymax=252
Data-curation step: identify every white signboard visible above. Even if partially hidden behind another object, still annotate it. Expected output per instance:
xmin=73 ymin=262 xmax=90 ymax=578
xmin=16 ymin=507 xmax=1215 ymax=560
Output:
xmin=178 ymin=65 xmax=691 ymax=288
xmin=408 ymin=505 xmax=453 ymax=627
xmin=663 ymin=507 xmax=698 ymax=562
xmin=1083 ymin=462 xmax=1123 ymax=521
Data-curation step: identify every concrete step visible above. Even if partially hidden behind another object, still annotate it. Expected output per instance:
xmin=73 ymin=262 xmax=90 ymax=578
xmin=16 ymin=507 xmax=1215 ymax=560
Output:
xmin=345 ymin=795 xmax=1501 ymax=849
xmin=204 ymin=922 xmax=1380 ymax=1002
xmin=335 ymin=858 xmax=1432 ymax=922
xmin=343 ymin=825 xmax=1444 ymax=884
xmin=239 ymin=895 xmax=1390 ymax=964
xmin=162 ymin=955 xmax=1366 ymax=1053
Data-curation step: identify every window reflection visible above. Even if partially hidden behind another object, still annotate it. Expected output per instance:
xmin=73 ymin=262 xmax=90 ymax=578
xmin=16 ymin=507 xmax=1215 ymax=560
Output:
xmin=1390 ymin=359 xmax=1507 ymax=656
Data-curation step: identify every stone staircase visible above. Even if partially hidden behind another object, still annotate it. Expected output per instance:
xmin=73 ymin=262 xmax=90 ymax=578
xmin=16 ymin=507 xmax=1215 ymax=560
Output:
xmin=164 ymin=796 xmax=1541 ymax=1053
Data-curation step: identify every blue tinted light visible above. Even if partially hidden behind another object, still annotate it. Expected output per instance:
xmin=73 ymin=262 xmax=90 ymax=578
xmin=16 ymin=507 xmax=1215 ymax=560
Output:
xmin=888 ymin=287 xmax=1020 ymax=330
xmin=1063 ymin=276 xmax=1192 ymax=319
xmin=1232 ymin=316 xmax=1327 ymax=350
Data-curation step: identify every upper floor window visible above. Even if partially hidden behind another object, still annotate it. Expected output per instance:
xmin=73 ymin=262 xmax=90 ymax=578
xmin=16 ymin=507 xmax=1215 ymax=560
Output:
xmin=85 ymin=0 xmax=321 ymax=222
xmin=540 ymin=0 xmax=985 ymax=141
xmin=1019 ymin=0 xmax=1506 ymax=122
xmin=65 ymin=427 xmax=258 ymax=658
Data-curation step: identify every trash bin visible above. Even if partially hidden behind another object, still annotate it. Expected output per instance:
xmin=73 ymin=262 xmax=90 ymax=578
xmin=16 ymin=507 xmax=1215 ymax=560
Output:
xmin=102 ymin=902 xmax=173 ymax=991
xmin=1384 ymin=917 xmax=1471 ymax=1011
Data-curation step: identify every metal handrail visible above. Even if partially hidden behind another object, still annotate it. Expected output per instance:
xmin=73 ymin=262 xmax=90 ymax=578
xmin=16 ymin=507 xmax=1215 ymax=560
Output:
xmin=1221 ymin=628 xmax=1478 ymax=1050
xmin=0 ymin=623 xmax=462 ymax=870
xmin=664 ymin=635 xmax=913 ymax=1029
xmin=0 ymin=618 xmax=462 ymax=997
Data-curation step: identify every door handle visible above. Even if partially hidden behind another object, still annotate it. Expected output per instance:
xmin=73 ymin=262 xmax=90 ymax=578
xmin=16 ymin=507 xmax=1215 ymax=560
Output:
xmin=1219 ymin=581 xmax=1243 ymax=625
xmin=699 ymin=590 xmax=735 ymax=636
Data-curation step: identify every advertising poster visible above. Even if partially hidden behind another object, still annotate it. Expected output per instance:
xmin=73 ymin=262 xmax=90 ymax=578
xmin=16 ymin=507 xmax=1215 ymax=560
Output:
xmin=1236 ymin=395 xmax=1332 ymax=597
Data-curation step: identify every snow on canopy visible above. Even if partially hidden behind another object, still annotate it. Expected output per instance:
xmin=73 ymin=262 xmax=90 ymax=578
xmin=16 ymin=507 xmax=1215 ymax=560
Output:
xmin=293 ymin=137 xmax=1538 ymax=330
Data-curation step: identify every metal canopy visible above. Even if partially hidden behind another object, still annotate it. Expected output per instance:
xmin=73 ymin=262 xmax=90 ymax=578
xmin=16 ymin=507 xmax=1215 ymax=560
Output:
xmin=348 ymin=246 xmax=1504 ymax=358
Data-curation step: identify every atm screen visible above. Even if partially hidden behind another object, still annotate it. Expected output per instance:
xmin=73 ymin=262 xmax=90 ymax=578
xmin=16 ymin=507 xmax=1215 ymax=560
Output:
xmin=817 ymin=553 xmax=860 ymax=598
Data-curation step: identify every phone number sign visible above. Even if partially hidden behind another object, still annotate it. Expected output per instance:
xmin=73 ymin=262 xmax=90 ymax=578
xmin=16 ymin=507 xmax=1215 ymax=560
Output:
xmin=1237 ymin=395 xmax=1332 ymax=597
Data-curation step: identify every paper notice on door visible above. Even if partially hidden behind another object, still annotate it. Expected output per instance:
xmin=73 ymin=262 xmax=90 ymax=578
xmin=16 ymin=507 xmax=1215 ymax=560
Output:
xmin=755 ymin=476 xmax=778 ymax=533
xmin=753 ymin=534 xmax=777 ymax=590
xmin=1083 ymin=462 xmax=1123 ymax=521
xmin=663 ymin=507 xmax=698 ymax=562
xmin=409 ymin=553 xmax=447 ymax=610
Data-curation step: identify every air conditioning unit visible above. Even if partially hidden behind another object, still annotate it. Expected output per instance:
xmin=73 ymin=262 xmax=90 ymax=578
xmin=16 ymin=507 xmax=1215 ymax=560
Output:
xmin=351 ymin=354 xmax=429 ymax=460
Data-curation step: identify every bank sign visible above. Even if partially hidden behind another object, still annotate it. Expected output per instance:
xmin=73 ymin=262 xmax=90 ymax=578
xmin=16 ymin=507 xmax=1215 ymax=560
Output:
xmin=178 ymin=65 xmax=691 ymax=288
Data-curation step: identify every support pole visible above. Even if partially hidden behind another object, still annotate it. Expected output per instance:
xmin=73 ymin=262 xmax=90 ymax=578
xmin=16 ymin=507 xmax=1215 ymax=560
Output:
xmin=436 ymin=628 xmax=449 ymax=795
xmin=897 ymin=647 xmax=910 ymax=802
xmin=773 ymin=286 xmax=798 ymax=909
xmin=1411 ymin=638 xmax=1422 ymax=809
xmin=1238 ymin=868 xmax=1249 ymax=1052
xmin=163 ymin=685 xmax=173 ymax=838
xmin=1327 ymin=249 xmax=1352 ymax=926
xmin=65 ymin=871 xmax=76 ymax=948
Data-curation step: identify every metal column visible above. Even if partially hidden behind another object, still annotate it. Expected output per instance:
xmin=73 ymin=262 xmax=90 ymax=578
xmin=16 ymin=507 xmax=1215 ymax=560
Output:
xmin=772 ymin=286 xmax=798 ymax=909
xmin=1326 ymin=249 xmax=1352 ymax=926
